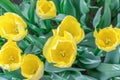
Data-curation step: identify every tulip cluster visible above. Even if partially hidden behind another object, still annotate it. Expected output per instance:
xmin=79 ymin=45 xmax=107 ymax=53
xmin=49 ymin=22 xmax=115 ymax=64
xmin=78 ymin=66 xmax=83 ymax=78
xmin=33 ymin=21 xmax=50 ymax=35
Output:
xmin=0 ymin=0 xmax=120 ymax=79
xmin=0 ymin=12 xmax=44 ymax=80
xmin=43 ymin=15 xmax=85 ymax=68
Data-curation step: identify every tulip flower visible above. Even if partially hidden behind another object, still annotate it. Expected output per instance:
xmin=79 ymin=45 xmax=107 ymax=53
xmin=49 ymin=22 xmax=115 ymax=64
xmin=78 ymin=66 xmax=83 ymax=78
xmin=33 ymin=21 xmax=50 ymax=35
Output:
xmin=36 ymin=0 xmax=56 ymax=19
xmin=0 ymin=12 xmax=27 ymax=41
xmin=0 ymin=41 xmax=22 ymax=71
xmin=57 ymin=15 xmax=84 ymax=44
xmin=21 ymin=54 xmax=44 ymax=80
xmin=94 ymin=26 xmax=119 ymax=52
xmin=43 ymin=31 xmax=77 ymax=68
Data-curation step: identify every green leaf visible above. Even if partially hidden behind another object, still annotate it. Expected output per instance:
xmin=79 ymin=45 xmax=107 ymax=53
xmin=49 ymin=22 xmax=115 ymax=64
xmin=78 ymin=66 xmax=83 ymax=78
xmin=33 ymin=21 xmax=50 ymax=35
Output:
xmin=44 ymin=61 xmax=85 ymax=73
xmin=38 ymin=19 xmax=47 ymax=29
xmin=27 ymin=23 xmax=43 ymax=34
xmin=0 ymin=69 xmax=24 ymax=80
xmin=19 ymin=1 xmax=30 ymax=19
xmin=25 ymin=34 xmax=45 ymax=49
xmin=117 ymin=13 xmax=120 ymax=27
xmin=0 ymin=77 xmax=7 ymax=80
xmin=79 ymin=52 xmax=101 ymax=69
xmin=72 ymin=0 xmax=81 ymax=20
xmin=0 ymin=38 xmax=5 ymax=49
xmin=24 ymin=44 xmax=34 ymax=53
xmin=60 ymin=0 xmax=76 ymax=17
xmin=93 ymin=47 xmax=101 ymax=56
xmin=80 ymin=14 xmax=86 ymax=25
xmin=93 ymin=7 xmax=102 ymax=28
xmin=110 ymin=0 xmax=119 ymax=11
xmin=37 ymin=19 xmax=52 ymax=33
xmin=75 ymin=75 xmax=97 ymax=80
xmin=101 ymin=7 xmax=111 ymax=28
xmin=24 ymin=44 xmax=40 ymax=54
xmin=41 ymin=75 xmax=52 ymax=80
xmin=51 ymin=73 xmax=66 ymax=80
xmin=28 ymin=0 xmax=37 ymax=24
xmin=80 ymin=0 xmax=89 ymax=14
xmin=104 ymin=46 xmax=120 ymax=64
xmin=44 ymin=20 xmax=52 ymax=33
xmin=17 ymin=40 xmax=29 ymax=51
xmin=99 ymin=0 xmax=111 ymax=28
xmin=0 ymin=7 xmax=5 ymax=15
xmin=52 ymin=0 xmax=60 ymax=13
xmin=89 ymin=63 xmax=120 ymax=80
xmin=80 ymin=14 xmax=92 ymax=33
xmin=0 ymin=0 xmax=26 ymax=20
xmin=52 ymin=14 xmax=66 ymax=21
xmin=78 ymin=32 xmax=95 ymax=52
xmin=22 ymin=0 xmax=30 ymax=3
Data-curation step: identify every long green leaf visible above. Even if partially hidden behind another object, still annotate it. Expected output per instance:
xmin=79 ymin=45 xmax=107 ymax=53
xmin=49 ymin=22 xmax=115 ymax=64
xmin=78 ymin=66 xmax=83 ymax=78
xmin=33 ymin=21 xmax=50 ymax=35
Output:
xmin=80 ymin=0 xmax=89 ymax=14
xmin=117 ymin=13 xmax=120 ymax=27
xmin=99 ymin=0 xmax=111 ymax=28
xmin=79 ymin=52 xmax=101 ymax=69
xmin=89 ymin=63 xmax=120 ymax=80
xmin=0 ymin=0 xmax=26 ymax=20
xmin=104 ymin=46 xmax=120 ymax=64
xmin=53 ymin=0 xmax=60 ymax=13
xmin=28 ymin=0 xmax=37 ymax=24
xmin=93 ymin=7 xmax=102 ymax=28
xmin=110 ymin=0 xmax=119 ymax=11
xmin=44 ymin=61 xmax=85 ymax=73
xmin=60 ymin=0 xmax=76 ymax=17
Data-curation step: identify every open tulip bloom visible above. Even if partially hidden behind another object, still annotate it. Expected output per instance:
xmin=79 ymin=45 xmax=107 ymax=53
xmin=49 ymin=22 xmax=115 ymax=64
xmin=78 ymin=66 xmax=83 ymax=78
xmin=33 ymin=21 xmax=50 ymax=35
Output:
xmin=0 ymin=41 xmax=22 ymax=71
xmin=0 ymin=0 xmax=120 ymax=80
xmin=0 ymin=12 xmax=27 ymax=41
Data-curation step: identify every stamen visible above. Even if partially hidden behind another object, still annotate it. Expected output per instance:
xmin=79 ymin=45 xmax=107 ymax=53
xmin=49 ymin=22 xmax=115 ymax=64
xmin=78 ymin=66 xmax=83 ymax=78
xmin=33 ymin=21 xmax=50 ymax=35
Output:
xmin=9 ymin=56 xmax=15 ymax=62
xmin=105 ymin=39 xmax=110 ymax=45
xmin=60 ymin=51 xmax=65 ymax=57
xmin=14 ymin=28 xmax=18 ymax=33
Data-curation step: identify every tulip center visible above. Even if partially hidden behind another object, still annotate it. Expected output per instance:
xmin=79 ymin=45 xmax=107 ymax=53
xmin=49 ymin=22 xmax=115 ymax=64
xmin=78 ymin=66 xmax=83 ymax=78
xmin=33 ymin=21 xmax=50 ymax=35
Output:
xmin=59 ymin=51 xmax=66 ymax=57
xmin=9 ymin=56 xmax=15 ymax=62
xmin=13 ymin=27 xmax=19 ymax=34
xmin=21 ymin=60 xmax=39 ymax=75
xmin=6 ymin=53 xmax=19 ymax=64
xmin=105 ymin=39 xmax=111 ymax=45
xmin=0 ymin=47 xmax=20 ymax=64
xmin=51 ymin=41 xmax=76 ymax=65
xmin=11 ymin=23 xmax=19 ymax=34
xmin=31 ymin=68 xmax=37 ymax=74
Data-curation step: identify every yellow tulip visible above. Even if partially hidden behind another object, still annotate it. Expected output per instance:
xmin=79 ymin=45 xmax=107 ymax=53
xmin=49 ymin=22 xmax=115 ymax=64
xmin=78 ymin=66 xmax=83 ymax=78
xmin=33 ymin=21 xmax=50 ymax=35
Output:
xmin=0 ymin=41 xmax=22 ymax=71
xmin=36 ymin=0 xmax=56 ymax=19
xmin=94 ymin=26 xmax=119 ymax=52
xmin=21 ymin=54 xmax=44 ymax=80
xmin=43 ymin=31 xmax=77 ymax=68
xmin=0 ymin=12 xmax=27 ymax=41
xmin=57 ymin=15 xmax=84 ymax=44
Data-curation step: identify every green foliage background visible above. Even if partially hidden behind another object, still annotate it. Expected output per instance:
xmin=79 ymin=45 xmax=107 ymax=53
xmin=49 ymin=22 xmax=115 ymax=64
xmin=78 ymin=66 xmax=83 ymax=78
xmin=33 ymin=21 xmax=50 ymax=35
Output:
xmin=0 ymin=0 xmax=120 ymax=80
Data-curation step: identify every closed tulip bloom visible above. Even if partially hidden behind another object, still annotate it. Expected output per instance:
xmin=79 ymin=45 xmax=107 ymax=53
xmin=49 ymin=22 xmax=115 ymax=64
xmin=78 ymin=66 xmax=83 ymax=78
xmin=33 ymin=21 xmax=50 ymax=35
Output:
xmin=57 ymin=15 xmax=84 ymax=44
xmin=0 ymin=41 xmax=22 ymax=71
xmin=21 ymin=54 xmax=44 ymax=80
xmin=43 ymin=31 xmax=77 ymax=68
xmin=94 ymin=26 xmax=119 ymax=52
xmin=36 ymin=0 xmax=56 ymax=19
xmin=0 ymin=12 xmax=27 ymax=41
